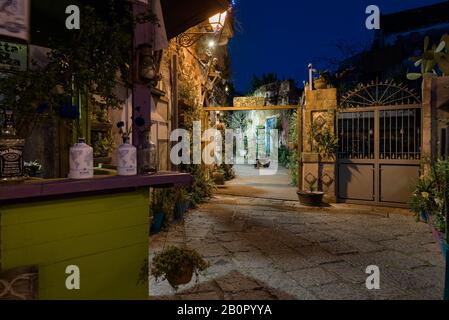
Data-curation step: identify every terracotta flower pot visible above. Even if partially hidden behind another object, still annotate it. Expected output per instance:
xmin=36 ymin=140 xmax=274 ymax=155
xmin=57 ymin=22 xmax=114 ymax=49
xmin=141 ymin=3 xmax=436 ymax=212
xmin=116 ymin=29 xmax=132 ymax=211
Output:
xmin=314 ymin=78 xmax=327 ymax=90
xmin=297 ymin=191 xmax=324 ymax=206
xmin=212 ymin=172 xmax=225 ymax=186
xmin=167 ymin=264 xmax=194 ymax=287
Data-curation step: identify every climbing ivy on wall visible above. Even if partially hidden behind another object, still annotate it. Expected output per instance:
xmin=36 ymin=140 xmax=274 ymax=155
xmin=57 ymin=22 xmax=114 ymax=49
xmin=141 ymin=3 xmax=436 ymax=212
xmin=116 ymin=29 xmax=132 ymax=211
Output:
xmin=289 ymin=111 xmax=299 ymax=187
xmin=178 ymin=73 xmax=216 ymax=206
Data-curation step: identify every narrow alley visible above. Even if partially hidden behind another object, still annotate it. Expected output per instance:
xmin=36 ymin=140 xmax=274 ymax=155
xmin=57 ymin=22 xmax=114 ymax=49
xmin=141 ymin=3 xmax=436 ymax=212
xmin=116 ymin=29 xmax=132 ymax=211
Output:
xmin=150 ymin=194 xmax=444 ymax=300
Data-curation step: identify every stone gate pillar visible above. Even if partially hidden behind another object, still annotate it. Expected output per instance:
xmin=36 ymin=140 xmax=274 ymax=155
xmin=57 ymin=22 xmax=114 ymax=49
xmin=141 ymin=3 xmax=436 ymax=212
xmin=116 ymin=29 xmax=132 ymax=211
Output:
xmin=302 ymin=87 xmax=338 ymax=203
xmin=422 ymin=76 xmax=449 ymax=163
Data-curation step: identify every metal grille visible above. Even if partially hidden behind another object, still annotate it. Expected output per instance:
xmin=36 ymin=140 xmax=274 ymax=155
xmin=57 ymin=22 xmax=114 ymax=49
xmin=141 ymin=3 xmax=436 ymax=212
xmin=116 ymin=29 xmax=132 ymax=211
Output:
xmin=338 ymin=109 xmax=422 ymax=160
xmin=338 ymin=112 xmax=375 ymax=159
xmin=379 ymin=109 xmax=421 ymax=160
xmin=340 ymin=80 xmax=421 ymax=108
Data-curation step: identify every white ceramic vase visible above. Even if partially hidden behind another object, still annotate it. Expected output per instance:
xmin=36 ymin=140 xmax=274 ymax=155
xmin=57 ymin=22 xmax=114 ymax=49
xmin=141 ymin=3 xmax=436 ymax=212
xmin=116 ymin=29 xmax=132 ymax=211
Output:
xmin=117 ymin=139 xmax=137 ymax=176
xmin=69 ymin=138 xmax=94 ymax=180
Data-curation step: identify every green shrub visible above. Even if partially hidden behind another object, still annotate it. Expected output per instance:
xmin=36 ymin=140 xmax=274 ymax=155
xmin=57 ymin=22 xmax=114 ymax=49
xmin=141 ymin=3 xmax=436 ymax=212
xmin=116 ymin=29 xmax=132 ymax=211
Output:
xmin=279 ymin=144 xmax=291 ymax=168
xmin=289 ymin=111 xmax=299 ymax=187
xmin=410 ymin=159 xmax=449 ymax=233
xmin=185 ymin=164 xmax=216 ymax=207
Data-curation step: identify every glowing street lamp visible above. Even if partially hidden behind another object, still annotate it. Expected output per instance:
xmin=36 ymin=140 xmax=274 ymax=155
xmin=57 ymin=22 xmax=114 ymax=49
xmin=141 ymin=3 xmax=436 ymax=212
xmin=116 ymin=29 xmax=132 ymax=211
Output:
xmin=209 ymin=11 xmax=228 ymax=33
xmin=208 ymin=40 xmax=217 ymax=48
xmin=177 ymin=10 xmax=229 ymax=48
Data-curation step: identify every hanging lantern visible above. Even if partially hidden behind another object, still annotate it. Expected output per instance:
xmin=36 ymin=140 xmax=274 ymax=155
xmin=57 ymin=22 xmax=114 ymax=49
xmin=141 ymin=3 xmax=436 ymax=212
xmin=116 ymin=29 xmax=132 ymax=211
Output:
xmin=136 ymin=44 xmax=161 ymax=86
xmin=209 ymin=11 xmax=227 ymax=33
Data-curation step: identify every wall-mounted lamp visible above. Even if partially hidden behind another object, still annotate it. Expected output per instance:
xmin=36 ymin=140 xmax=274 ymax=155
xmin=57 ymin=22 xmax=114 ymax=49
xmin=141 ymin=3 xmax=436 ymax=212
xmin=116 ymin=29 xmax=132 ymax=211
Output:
xmin=208 ymin=40 xmax=217 ymax=49
xmin=177 ymin=10 xmax=229 ymax=48
xmin=209 ymin=11 xmax=227 ymax=33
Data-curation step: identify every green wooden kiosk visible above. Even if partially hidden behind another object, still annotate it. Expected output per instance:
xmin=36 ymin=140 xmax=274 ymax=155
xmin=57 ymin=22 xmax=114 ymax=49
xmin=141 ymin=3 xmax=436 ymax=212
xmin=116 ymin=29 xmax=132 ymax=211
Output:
xmin=0 ymin=173 xmax=192 ymax=300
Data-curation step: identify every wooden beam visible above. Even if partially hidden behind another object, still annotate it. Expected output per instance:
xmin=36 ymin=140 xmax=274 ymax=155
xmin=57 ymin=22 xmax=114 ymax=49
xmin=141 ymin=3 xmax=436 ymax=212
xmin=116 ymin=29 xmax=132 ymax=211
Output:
xmin=204 ymin=105 xmax=300 ymax=112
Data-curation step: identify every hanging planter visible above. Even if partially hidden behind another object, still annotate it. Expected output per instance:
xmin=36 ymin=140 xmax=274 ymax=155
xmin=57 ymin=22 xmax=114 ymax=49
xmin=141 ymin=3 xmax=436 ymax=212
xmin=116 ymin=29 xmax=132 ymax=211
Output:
xmin=151 ymin=246 xmax=209 ymax=290
xmin=167 ymin=263 xmax=194 ymax=288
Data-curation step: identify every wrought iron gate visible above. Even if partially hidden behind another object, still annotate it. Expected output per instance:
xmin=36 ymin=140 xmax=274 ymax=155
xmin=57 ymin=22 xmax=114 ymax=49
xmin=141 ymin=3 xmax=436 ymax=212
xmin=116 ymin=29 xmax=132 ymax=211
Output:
xmin=337 ymin=80 xmax=422 ymax=206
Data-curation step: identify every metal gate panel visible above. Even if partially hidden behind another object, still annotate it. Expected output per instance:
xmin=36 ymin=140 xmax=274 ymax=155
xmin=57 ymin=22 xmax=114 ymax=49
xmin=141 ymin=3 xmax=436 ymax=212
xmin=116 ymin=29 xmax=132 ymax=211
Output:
xmin=380 ymin=165 xmax=420 ymax=204
xmin=337 ymin=80 xmax=422 ymax=206
xmin=338 ymin=164 xmax=374 ymax=201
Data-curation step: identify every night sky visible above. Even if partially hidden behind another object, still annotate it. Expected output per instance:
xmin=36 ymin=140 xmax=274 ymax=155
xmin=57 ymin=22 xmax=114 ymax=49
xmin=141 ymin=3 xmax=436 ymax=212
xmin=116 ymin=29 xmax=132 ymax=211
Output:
xmin=229 ymin=0 xmax=445 ymax=93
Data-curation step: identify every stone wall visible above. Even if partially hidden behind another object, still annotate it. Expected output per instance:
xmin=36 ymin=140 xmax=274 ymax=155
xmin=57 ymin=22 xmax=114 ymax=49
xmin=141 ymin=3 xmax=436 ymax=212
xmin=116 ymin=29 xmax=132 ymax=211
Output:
xmin=234 ymin=97 xmax=265 ymax=107
xmin=302 ymin=88 xmax=338 ymax=203
xmin=145 ymin=29 xmax=232 ymax=169
xmin=253 ymin=80 xmax=300 ymax=106
xmin=106 ymin=24 xmax=233 ymax=170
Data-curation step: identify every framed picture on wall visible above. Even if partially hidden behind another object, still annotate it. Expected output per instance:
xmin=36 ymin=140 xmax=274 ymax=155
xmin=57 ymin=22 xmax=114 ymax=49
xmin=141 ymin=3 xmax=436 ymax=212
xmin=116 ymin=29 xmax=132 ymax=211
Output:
xmin=0 ymin=0 xmax=29 ymax=41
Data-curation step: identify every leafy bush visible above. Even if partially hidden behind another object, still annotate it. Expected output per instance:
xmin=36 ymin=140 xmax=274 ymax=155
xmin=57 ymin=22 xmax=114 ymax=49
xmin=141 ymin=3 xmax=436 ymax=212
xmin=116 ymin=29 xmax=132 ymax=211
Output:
xmin=151 ymin=188 xmax=175 ymax=227
xmin=185 ymin=164 xmax=216 ymax=207
xmin=219 ymin=164 xmax=235 ymax=181
xmin=289 ymin=111 xmax=299 ymax=186
xmin=180 ymin=105 xmax=217 ymax=207
xmin=173 ymin=187 xmax=189 ymax=204
xmin=310 ymin=121 xmax=339 ymax=154
xmin=410 ymin=159 xmax=449 ymax=233
xmin=0 ymin=2 xmax=158 ymax=137
xmin=279 ymin=144 xmax=291 ymax=168
xmin=93 ymin=132 xmax=114 ymax=158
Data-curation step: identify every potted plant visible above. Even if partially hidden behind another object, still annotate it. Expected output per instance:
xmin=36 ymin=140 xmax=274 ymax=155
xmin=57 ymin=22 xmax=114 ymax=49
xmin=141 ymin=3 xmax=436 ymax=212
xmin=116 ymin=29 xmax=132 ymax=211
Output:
xmin=173 ymin=187 xmax=189 ymax=222
xmin=151 ymin=188 xmax=174 ymax=234
xmin=298 ymin=179 xmax=324 ymax=206
xmin=151 ymin=246 xmax=209 ymax=290
xmin=314 ymin=70 xmax=331 ymax=89
xmin=212 ymin=168 xmax=225 ymax=186
xmin=186 ymin=164 xmax=216 ymax=208
xmin=410 ymin=160 xmax=449 ymax=258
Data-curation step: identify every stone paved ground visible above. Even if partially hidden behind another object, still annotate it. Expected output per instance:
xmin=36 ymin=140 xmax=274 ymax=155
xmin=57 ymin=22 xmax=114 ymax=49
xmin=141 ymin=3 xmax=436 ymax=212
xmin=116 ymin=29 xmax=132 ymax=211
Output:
xmin=149 ymin=195 xmax=445 ymax=300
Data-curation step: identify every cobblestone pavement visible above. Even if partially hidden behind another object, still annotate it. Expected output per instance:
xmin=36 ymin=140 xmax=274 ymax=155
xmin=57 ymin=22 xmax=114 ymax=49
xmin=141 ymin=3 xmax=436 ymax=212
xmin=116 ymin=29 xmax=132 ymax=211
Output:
xmin=149 ymin=195 xmax=445 ymax=300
